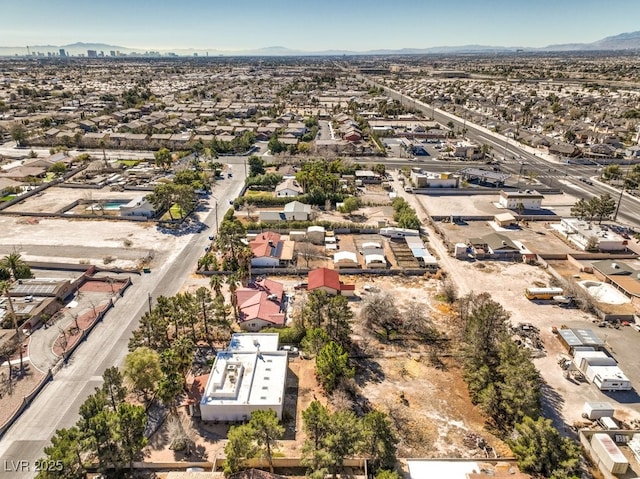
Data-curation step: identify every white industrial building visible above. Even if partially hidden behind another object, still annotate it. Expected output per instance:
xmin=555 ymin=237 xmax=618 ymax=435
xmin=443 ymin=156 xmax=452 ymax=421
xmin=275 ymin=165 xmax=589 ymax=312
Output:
xmin=557 ymin=219 xmax=627 ymax=252
xmin=200 ymin=333 xmax=288 ymax=422
xmin=499 ymin=190 xmax=544 ymax=210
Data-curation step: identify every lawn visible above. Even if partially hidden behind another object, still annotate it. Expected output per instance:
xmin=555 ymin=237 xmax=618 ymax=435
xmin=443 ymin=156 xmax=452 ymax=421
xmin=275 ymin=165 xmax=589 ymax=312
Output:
xmin=117 ymin=159 xmax=142 ymax=167
xmin=161 ymin=203 xmax=186 ymax=220
xmin=0 ymin=195 xmax=16 ymax=202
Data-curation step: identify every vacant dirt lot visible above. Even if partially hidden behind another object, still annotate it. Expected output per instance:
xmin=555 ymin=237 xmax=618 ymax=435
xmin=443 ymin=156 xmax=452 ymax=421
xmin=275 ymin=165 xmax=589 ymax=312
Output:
xmin=4 ymin=186 xmax=141 ymax=214
xmin=414 ymin=190 xmax=579 ymax=218
xmin=437 ymin=219 xmax=577 ymax=255
xmin=0 ymin=215 xmax=188 ymax=269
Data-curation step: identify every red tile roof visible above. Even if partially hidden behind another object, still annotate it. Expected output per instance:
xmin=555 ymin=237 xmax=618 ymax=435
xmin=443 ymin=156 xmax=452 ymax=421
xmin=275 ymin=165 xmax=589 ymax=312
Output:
xmin=250 ymin=231 xmax=282 ymax=258
xmin=236 ymin=279 xmax=286 ymax=326
xmin=308 ymin=268 xmax=354 ymax=293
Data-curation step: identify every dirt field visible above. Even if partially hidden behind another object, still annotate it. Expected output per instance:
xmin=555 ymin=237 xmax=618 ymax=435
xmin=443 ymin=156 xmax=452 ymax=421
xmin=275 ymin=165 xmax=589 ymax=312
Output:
xmin=0 ymin=215 xmax=188 ymax=269
xmin=437 ymin=220 xmax=577 ymax=255
xmin=4 ymin=186 xmax=141 ymax=214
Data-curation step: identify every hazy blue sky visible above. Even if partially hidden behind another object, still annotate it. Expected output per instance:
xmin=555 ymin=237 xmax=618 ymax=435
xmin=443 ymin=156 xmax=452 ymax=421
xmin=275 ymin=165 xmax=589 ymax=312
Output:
xmin=2 ymin=0 xmax=639 ymax=51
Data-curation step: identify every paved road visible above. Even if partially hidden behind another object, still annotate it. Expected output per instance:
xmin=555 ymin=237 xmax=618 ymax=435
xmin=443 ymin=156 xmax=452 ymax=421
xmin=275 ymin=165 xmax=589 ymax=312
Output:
xmin=354 ymin=73 xmax=640 ymax=229
xmin=0 ymin=172 xmax=246 ymax=479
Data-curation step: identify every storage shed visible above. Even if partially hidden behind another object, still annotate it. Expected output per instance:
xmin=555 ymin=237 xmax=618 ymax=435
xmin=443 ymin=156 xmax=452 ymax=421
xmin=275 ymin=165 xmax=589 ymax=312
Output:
xmin=307 ymin=226 xmax=326 ymax=245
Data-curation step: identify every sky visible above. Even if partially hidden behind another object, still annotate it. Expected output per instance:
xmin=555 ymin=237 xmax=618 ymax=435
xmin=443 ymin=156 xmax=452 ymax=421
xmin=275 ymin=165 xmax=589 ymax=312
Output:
xmin=2 ymin=0 xmax=640 ymax=51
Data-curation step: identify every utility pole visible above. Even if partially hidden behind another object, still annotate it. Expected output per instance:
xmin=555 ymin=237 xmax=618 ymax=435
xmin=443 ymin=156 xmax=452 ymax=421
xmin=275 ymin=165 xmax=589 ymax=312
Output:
xmin=613 ymin=160 xmax=631 ymax=222
xmin=147 ymin=292 xmax=152 ymax=315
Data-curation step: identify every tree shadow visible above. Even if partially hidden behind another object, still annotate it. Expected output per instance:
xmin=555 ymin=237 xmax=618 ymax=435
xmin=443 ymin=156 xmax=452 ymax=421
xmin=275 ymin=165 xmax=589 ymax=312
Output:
xmin=353 ymin=357 xmax=385 ymax=387
xmin=602 ymin=388 xmax=640 ymax=404
xmin=539 ymin=380 xmax=571 ymax=435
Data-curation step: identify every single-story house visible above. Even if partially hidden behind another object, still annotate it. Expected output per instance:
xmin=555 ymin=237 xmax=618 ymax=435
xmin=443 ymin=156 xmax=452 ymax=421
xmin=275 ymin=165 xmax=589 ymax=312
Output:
xmin=119 ymin=196 xmax=155 ymax=218
xmin=275 ymin=178 xmax=303 ymax=197
xmin=250 ymin=231 xmax=294 ymax=267
xmin=283 ymin=201 xmax=311 ymax=221
xmin=468 ymin=233 xmax=520 ymax=259
xmin=236 ymin=279 xmax=286 ymax=331
xmin=307 ymin=268 xmax=355 ymax=297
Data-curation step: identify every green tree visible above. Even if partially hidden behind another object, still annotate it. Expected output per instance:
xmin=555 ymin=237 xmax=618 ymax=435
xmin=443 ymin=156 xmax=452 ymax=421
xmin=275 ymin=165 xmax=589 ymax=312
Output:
xmin=397 ymin=211 xmax=421 ymax=230
xmin=324 ymin=410 xmax=361 ymax=479
xmin=509 ymin=417 xmax=581 ymax=479
xmin=36 ymin=427 xmax=85 ymax=479
xmin=157 ymin=348 xmax=186 ymax=413
xmin=301 ymin=328 xmax=331 ymax=356
xmin=248 ymin=155 xmax=265 ymax=177
xmin=493 ymin=340 xmax=541 ymax=430
xmin=248 ymin=410 xmax=285 ymax=473
xmin=78 ymin=391 xmax=118 ymax=469
xmin=361 ymin=411 xmax=398 ymax=472
xmin=154 ymin=147 xmax=173 ymax=170
xmin=10 ymin=123 xmax=27 ymax=146
xmin=148 ymin=183 xmax=175 ymax=219
xmin=115 ymin=403 xmax=147 ymax=469
xmin=48 ymin=161 xmax=67 ymax=176
xmin=339 ymin=196 xmax=361 ymax=214
xmin=590 ymin=193 xmax=616 ymax=224
xmin=372 ymin=163 xmax=386 ymax=176
xmin=375 ymin=471 xmax=402 ymax=479
xmin=101 ymin=366 xmax=127 ymax=411
xmin=224 ymin=424 xmax=258 ymax=475
xmin=316 ymin=341 xmax=354 ymax=393
xmin=302 ymin=401 xmax=333 ymax=479
xmin=0 ymin=252 xmax=33 ymax=280
xmin=123 ymin=347 xmax=162 ymax=402
xmin=128 ymin=309 xmax=170 ymax=352
xmin=601 ymin=164 xmax=622 ymax=181
xmin=570 ymin=198 xmax=593 ymax=220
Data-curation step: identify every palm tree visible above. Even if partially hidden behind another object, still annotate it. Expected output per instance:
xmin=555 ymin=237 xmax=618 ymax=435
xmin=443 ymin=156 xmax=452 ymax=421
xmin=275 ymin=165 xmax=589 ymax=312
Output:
xmin=226 ymin=274 xmax=240 ymax=321
xmin=195 ymin=287 xmax=212 ymax=341
xmin=1 ymin=281 xmax=25 ymax=378
xmin=0 ymin=252 xmax=31 ymax=280
xmin=209 ymin=275 xmax=223 ymax=298
xmin=237 ymin=246 xmax=253 ymax=286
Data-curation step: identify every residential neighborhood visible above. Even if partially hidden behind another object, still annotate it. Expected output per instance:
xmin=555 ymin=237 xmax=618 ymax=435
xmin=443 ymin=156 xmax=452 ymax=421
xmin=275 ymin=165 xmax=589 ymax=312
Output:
xmin=1 ymin=44 xmax=640 ymax=479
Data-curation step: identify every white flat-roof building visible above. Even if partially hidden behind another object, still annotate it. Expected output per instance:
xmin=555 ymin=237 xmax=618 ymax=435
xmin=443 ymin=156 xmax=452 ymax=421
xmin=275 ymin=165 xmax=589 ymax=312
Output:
xmin=557 ymin=218 xmax=627 ymax=251
xmin=200 ymin=333 xmax=288 ymax=422
xmin=499 ymin=190 xmax=544 ymax=210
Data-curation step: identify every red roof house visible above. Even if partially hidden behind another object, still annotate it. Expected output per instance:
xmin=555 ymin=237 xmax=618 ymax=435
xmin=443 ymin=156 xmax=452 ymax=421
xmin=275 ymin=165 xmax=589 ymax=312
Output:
xmin=235 ymin=278 xmax=286 ymax=331
xmin=307 ymin=268 xmax=356 ymax=297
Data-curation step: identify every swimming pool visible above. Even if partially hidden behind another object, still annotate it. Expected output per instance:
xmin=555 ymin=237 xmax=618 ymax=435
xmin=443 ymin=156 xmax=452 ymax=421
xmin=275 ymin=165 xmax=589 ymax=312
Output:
xmin=85 ymin=200 xmax=131 ymax=211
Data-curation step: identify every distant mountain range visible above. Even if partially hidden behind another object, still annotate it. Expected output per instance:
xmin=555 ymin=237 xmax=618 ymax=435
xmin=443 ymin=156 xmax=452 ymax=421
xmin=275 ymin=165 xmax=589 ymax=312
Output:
xmin=2 ymin=31 xmax=640 ymax=57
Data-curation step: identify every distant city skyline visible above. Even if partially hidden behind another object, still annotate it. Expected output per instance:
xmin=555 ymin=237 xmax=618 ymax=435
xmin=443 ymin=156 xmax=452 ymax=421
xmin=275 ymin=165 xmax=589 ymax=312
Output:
xmin=2 ymin=0 xmax=640 ymax=51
